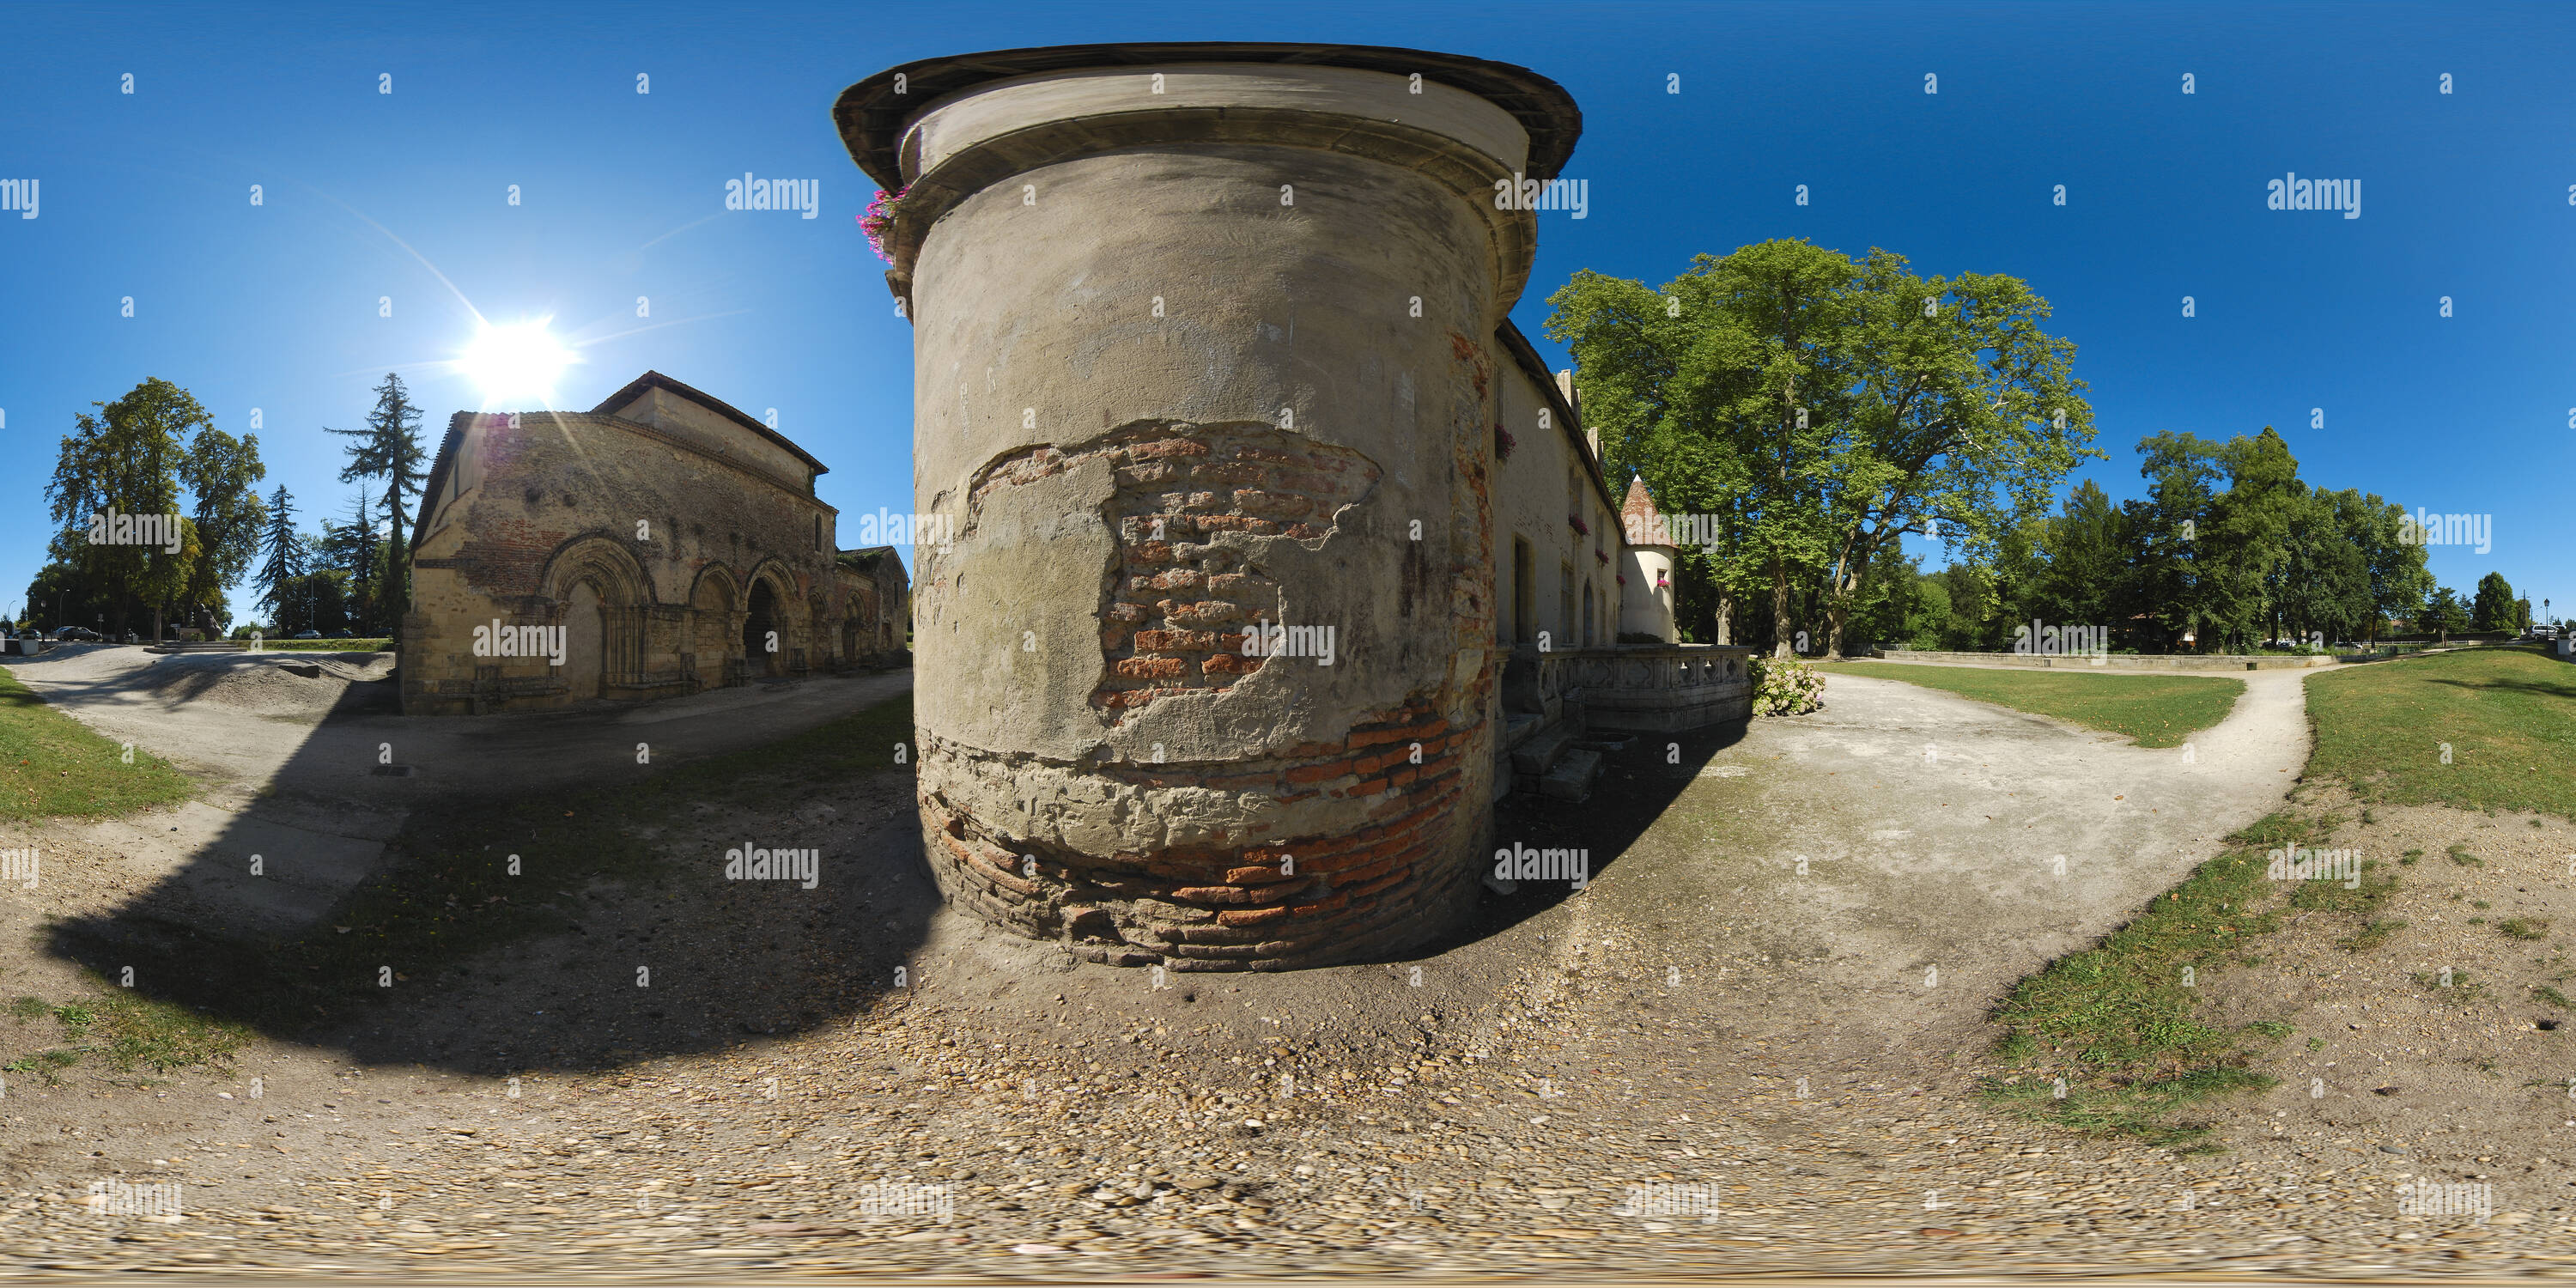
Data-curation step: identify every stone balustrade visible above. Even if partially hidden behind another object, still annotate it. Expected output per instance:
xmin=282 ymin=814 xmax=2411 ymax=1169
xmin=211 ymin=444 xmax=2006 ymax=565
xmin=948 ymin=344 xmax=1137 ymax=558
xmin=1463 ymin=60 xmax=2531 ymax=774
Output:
xmin=1504 ymin=642 xmax=1756 ymax=732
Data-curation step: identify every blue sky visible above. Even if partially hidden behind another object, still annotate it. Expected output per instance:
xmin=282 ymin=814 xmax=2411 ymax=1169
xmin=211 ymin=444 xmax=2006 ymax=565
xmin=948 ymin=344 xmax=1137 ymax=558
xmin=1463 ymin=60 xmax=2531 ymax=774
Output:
xmin=3 ymin=1 xmax=2569 ymax=625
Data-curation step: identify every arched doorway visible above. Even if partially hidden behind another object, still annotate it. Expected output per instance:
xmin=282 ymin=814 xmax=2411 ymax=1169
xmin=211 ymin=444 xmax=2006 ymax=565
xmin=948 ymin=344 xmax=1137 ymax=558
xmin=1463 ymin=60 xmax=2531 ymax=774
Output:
xmin=537 ymin=538 xmax=649 ymax=702
xmin=565 ymin=580 xmax=605 ymax=699
xmin=744 ymin=580 xmax=782 ymax=677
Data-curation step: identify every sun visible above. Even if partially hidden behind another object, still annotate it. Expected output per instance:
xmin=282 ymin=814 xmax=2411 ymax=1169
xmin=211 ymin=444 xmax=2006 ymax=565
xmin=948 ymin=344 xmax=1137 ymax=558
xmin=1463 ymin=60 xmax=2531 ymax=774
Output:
xmin=459 ymin=319 xmax=577 ymax=404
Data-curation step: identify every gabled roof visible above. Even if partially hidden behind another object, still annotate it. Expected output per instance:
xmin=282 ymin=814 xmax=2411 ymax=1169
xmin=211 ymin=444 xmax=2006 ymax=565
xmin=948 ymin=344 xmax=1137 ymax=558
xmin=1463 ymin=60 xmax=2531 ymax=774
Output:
xmin=592 ymin=370 xmax=830 ymax=477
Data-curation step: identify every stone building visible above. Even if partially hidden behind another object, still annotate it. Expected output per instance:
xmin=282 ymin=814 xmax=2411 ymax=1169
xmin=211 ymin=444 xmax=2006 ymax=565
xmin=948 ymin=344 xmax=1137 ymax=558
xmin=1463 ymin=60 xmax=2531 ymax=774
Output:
xmin=1618 ymin=476 xmax=1680 ymax=642
xmin=835 ymin=42 xmax=1749 ymax=970
xmin=400 ymin=371 xmax=909 ymax=715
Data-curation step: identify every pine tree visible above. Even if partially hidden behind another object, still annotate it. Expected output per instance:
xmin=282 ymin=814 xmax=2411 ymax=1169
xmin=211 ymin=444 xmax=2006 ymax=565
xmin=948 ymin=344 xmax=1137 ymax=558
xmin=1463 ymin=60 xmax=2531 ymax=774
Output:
xmin=325 ymin=373 xmax=428 ymax=627
xmin=256 ymin=485 xmax=302 ymax=617
xmin=340 ymin=489 xmax=378 ymax=628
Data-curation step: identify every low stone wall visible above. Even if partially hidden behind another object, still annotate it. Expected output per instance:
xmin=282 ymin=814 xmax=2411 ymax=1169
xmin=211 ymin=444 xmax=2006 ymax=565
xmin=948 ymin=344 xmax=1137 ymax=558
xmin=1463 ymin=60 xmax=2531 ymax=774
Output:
xmin=1869 ymin=649 xmax=2331 ymax=671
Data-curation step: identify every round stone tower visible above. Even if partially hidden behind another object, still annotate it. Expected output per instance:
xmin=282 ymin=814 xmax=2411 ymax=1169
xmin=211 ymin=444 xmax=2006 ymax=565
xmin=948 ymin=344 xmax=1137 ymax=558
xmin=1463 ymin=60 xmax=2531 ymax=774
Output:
xmin=835 ymin=44 xmax=1582 ymax=969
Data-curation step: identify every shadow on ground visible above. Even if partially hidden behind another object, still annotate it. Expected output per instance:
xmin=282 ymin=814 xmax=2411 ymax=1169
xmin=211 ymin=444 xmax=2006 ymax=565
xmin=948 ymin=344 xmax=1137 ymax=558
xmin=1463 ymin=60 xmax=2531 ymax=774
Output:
xmin=32 ymin=659 xmax=934 ymax=1079
xmin=1425 ymin=719 xmax=1747 ymax=954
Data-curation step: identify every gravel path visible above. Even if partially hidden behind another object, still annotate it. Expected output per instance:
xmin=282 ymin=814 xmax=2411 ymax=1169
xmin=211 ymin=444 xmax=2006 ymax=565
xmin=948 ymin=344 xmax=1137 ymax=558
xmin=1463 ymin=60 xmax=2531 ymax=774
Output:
xmin=9 ymin=662 xmax=2572 ymax=1277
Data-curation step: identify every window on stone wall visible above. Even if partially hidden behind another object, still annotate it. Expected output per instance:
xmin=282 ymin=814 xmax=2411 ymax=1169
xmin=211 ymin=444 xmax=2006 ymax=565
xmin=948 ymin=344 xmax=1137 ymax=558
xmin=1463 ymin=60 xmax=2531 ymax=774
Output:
xmin=1511 ymin=538 xmax=1534 ymax=645
xmin=1558 ymin=562 xmax=1575 ymax=647
xmin=1582 ymin=581 xmax=1595 ymax=647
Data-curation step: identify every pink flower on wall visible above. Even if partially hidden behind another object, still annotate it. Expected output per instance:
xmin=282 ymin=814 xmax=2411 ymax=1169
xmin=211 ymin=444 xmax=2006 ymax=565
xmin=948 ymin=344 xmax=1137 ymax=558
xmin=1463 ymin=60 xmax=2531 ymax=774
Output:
xmin=860 ymin=186 xmax=909 ymax=263
xmin=1495 ymin=425 xmax=1516 ymax=460
xmin=1568 ymin=513 xmax=1589 ymax=537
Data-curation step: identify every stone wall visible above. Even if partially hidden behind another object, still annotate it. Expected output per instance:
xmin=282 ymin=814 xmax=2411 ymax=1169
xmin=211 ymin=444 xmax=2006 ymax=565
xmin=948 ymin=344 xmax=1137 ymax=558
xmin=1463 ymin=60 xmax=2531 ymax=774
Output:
xmin=403 ymin=381 xmax=908 ymax=715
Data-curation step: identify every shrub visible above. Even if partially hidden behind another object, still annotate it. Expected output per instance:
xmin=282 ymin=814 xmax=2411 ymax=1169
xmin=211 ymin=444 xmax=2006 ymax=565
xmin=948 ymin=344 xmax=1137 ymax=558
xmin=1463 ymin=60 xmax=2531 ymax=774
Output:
xmin=1749 ymin=654 xmax=1825 ymax=716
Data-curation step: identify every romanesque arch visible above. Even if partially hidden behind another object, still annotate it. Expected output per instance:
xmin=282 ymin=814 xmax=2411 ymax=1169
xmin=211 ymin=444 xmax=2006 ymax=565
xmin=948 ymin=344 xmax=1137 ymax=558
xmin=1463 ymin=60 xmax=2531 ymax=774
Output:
xmin=539 ymin=536 xmax=652 ymax=701
xmin=740 ymin=561 xmax=800 ymax=678
xmin=687 ymin=564 xmax=739 ymax=689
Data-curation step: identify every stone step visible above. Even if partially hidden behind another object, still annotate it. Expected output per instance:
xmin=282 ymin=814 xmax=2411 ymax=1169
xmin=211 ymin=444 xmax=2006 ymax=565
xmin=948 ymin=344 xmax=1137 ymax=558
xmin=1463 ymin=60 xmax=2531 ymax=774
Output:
xmin=1538 ymin=748 xmax=1602 ymax=801
xmin=1503 ymin=712 xmax=1543 ymax=750
xmin=1510 ymin=726 xmax=1573 ymax=776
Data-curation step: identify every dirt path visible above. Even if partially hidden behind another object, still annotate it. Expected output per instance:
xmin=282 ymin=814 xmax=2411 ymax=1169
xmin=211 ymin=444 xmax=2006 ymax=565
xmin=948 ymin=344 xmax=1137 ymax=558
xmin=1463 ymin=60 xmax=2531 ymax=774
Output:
xmin=18 ymin=659 xmax=2573 ymax=1277
xmin=1518 ymin=665 xmax=2309 ymax=1074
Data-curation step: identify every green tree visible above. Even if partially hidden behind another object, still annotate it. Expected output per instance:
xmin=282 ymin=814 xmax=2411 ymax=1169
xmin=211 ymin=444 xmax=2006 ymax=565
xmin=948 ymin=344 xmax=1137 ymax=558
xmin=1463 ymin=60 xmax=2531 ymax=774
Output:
xmin=325 ymin=373 xmax=428 ymax=632
xmin=1550 ymin=239 xmax=2097 ymax=659
xmin=178 ymin=421 xmax=268 ymax=630
xmin=2271 ymin=488 xmax=2372 ymax=647
xmin=2471 ymin=571 xmax=2518 ymax=634
xmin=2029 ymin=480 xmax=2128 ymax=631
xmin=2423 ymin=586 xmax=2471 ymax=643
xmin=256 ymin=486 xmax=303 ymax=617
xmin=2353 ymin=492 xmax=2430 ymax=646
xmin=41 ymin=379 xmax=235 ymax=639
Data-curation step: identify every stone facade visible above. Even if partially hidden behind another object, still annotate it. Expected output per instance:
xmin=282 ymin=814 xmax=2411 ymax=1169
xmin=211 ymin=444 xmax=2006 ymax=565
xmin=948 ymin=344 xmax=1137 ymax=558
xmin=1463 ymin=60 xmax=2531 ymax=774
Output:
xmin=835 ymin=43 xmax=1741 ymax=971
xmin=400 ymin=371 xmax=909 ymax=715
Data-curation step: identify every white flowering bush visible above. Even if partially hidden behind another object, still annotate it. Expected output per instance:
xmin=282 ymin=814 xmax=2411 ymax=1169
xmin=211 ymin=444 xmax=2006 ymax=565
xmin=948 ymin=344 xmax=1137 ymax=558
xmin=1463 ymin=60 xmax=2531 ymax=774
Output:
xmin=1749 ymin=654 xmax=1825 ymax=716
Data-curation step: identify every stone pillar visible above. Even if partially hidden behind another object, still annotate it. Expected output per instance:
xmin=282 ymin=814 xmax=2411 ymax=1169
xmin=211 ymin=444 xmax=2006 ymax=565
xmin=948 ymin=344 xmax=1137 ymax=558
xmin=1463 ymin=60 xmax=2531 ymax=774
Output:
xmin=838 ymin=46 xmax=1577 ymax=969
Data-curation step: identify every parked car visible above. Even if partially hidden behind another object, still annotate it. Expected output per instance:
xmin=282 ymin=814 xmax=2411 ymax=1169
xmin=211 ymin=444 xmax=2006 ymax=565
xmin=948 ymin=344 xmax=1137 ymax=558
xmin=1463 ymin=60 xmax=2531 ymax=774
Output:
xmin=52 ymin=627 xmax=100 ymax=641
xmin=329 ymin=629 xmax=355 ymax=639
xmin=294 ymin=629 xmax=323 ymax=640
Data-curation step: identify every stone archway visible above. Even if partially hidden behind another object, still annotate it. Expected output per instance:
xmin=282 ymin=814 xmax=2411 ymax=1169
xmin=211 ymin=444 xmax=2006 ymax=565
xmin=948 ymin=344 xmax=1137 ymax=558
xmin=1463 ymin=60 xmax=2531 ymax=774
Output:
xmin=564 ymin=580 xmax=606 ymax=699
xmin=539 ymin=538 xmax=649 ymax=700
xmin=690 ymin=568 xmax=738 ymax=689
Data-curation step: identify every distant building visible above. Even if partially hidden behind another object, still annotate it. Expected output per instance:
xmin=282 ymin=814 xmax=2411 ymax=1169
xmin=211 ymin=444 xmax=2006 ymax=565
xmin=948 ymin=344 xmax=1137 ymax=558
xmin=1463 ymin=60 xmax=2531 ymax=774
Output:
xmin=400 ymin=371 xmax=908 ymax=715
xmin=1617 ymin=476 xmax=1680 ymax=642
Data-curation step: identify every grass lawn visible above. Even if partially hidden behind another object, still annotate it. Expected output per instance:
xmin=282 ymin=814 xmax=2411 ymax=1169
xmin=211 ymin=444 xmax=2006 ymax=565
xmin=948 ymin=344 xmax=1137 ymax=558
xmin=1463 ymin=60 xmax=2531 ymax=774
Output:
xmin=1984 ymin=807 xmax=2397 ymax=1148
xmin=251 ymin=638 xmax=393 ymax=652
xmin=2307 ymin=646 xmax=2576 ymax=819
xmin=3 ymin=988 xmax=249 ymax=1084
xmin=1820 ymin=660 xmax=2244 ymax=748
xmin=0 ymin=665 xmax=194 ymax=821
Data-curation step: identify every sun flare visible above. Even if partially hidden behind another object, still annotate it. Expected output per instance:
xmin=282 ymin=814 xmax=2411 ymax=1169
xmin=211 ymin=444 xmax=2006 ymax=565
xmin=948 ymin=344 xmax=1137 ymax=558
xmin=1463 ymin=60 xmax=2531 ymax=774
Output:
xmin=459 ymin=319 xmax=577 ymax=404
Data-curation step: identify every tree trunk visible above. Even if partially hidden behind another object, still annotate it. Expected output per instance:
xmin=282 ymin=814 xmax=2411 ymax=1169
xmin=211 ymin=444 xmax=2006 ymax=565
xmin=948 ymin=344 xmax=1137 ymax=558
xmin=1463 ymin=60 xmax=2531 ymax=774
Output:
xmin=1771 ymin=562 xmax=1793 ymax=658
xmin=1825 ymin=602 xmax=1848 ymax=660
